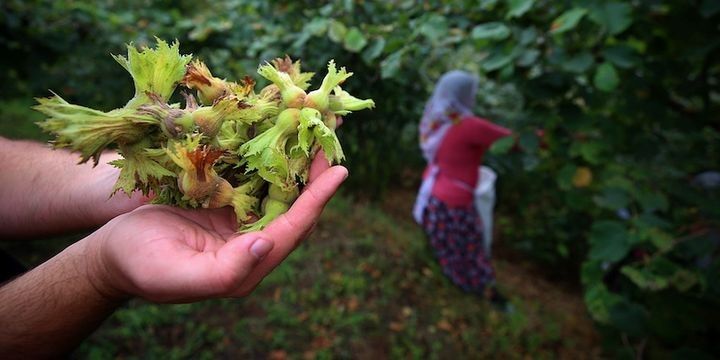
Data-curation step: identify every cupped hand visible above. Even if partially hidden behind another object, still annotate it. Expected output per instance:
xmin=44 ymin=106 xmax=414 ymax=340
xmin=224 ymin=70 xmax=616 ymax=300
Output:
xmin=85 ymin=154 xmax=347 ymax=303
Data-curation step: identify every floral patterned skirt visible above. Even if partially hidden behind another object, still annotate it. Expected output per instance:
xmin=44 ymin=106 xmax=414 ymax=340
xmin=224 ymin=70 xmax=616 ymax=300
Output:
xmin=422 ymin=196 xmax=495 ymax=295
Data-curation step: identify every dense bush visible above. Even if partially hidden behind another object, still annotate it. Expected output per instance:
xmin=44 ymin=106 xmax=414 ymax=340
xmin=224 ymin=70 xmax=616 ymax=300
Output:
xmin=2 ymin=0 xmax=719 ymax=357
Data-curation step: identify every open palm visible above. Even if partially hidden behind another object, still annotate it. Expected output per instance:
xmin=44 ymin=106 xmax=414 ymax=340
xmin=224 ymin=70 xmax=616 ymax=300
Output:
xmin=89 ymin=156 xmax=347 ymax=303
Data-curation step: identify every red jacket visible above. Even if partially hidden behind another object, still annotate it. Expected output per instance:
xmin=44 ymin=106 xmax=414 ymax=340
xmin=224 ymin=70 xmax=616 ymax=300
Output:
xmin=425 ymin=116 xmax=511 ymax=207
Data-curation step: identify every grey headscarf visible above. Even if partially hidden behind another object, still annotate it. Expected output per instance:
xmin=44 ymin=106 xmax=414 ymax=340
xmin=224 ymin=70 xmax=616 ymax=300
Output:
xmin=419 ymin=70 xmax=479 ymax=162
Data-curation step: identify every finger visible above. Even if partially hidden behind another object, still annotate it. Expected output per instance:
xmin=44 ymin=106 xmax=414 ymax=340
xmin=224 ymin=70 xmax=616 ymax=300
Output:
xmin=211 ymin=234 xmax=274 ymax=295
xmin=266 ymin=165 xmax=347 ymax=240
xmin=230 ymin=165 xmax=348 ymax=296
xmin=308 ymin=150 xmax=331 ymax=182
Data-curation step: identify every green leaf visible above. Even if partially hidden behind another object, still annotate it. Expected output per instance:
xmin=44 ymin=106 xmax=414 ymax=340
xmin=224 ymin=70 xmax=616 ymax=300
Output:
xmin=557 ymin=243 xmax=569 ymax=257
xmin=471 ymin=22 xmax=511 ymax=40
xmin=584 ymin=284 xmax=623 ymax=323
xmin=328 ymin=20 xmax=347 ymax=43
xmin=480 ymin=0 xmax=500 ymax=10
xmin=362 ymin=37 xmax=386 ymax=63
xmin=635 ymin=213 xmax=672 ymax=230
xmin=671 ymin=269 xmax=699 ymax=292
xmin=649 ymin=257 xmax=680 ymax=279
xmin=602 ymin=45 xmax=638 ymax=69
xmin=557 ymin=164 xmax=577 ymax=191
xmin=112 ymin=39 xmax=192 ymax=109
xmin=589 ymin=220 xmax=630 ymax=263
xmin=298 ymin=108 xmax=344 ymax=163
xmin=330 ymin=86 xmax=375 ymax=114
xmin=637 ymin=191 xmax=669 ymax=212
xmin=620 ymin=257 xmax=699 ymax=292
xmin=588 ymin=2 xmax=633 ymax=35
xmin=519 ymin=131 xmax=539 ymax=152
xmin=380 ymin=50 xmax=404 ymax=79
xmin=112 ymin=147 xmax=175 ymax=196
xmin=518 ymin=27 xmax=538 ymax=45
xmin=35 ymin=95 xmax=156 ymax=163
xmin=550 ymin=8 xmax=587 ymax=34
xmin=522 ymin=154 xmax=540 ymax=171
xmin=561 ymin=52 xmax=594 ymax=73
xmin=506 ymin=0 xmax=534 ymax=19
xmin=594 ymin=187 xmax=631 ymax=210
xmin=293 ymin=18 xmax=329 ymax=50
xmin=516 ymin=49 xmax=540 ymax=67
xmin=643 ymin=228 xmax=674 ymax=252
xmin=305 ymin=17 xmax=329 ymax=36
xmin=581 ymin=260 xmax=604 ymax=286
xmin=489 ymin=135 xmax=514 ymax=154
xmin=579 ymin=142 xmax=603 ymax=164
xmin=418 ymin=14 xmax=448 ymax=43
xmin=608 ymin=301 xmax=647 ymax=337
xmin=482 ymin=49 xmax=516 ymax=71
xmin=570 ymin=140 xmax=603 ymax=164
xmin=343 ymin=27 xmax=368 ymax=53
xmin=594 ymin=62 xmax=619 ymax=92
xmin=621 ymin=266 xmax=670 ymax=291
xmin=291 ymin=32 xmax=312 ymax=51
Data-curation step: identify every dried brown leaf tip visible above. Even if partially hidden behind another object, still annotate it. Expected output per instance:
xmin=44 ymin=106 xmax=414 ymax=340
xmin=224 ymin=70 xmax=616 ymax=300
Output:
xmin=239 ymin=75 xmax=256 ymax=97
xmin=272 ymin=55 xmax=295 ymax=75
xmin=237 ymin=100 xmax=251 ymax=109
xmin=188 ymin=145 xmax=225 ymax=182
xmin=182 ymin=60 xmax=213 ymax=87
xmin=182 ymin=60 xmax=230 ymax=104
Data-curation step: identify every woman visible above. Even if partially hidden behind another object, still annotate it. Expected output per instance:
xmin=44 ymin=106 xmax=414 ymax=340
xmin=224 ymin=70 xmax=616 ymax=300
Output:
xmin=413 ymin=70 xmax=511 ymax=306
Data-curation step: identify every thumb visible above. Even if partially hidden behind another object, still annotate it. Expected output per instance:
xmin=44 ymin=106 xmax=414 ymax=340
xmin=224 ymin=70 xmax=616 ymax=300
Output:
xmin=214 ymin=235 xmax=274 ymax=294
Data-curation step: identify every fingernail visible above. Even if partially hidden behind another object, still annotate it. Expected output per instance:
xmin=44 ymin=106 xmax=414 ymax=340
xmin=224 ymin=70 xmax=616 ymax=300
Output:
xmin=250 ymin=238 xmax=273 ymax=259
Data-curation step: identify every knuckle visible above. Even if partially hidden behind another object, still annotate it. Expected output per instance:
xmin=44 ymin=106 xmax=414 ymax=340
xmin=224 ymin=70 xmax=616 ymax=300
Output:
xmin=278 ymin=213 xmax=302 ymax=232
xmin=305 ymin=185 xmax=324 ymax=204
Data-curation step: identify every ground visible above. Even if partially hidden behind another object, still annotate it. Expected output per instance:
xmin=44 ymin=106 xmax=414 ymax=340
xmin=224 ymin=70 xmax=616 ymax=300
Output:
xmin=3 ymin=187 xmax=601 ymax=359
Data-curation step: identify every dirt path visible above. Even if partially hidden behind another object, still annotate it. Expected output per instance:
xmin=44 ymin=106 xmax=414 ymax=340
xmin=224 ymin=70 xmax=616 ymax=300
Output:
xmin=379 ymin=188 xmax=601 ymax=357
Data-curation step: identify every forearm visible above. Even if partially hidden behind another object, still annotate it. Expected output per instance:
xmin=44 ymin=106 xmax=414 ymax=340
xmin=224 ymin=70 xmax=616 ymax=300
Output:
xmin=0 ymin=233 xmax=123 ymax=358
xmin=0 ymin=137 xmax=142 ymax=238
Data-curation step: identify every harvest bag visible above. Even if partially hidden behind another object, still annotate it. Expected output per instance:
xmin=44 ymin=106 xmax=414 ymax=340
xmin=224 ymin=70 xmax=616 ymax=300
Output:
xmin=413 ymin=165 xmax=440 ymax=225
xmin=474 ymin=166 xmax=497 ymax=257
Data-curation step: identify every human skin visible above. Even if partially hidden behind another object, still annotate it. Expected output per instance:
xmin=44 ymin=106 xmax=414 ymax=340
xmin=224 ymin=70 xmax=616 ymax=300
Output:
xmin=0 ymin=137 xmax=148 ymax=239
xmin=0 ymin=137 xmax=347 ymax=358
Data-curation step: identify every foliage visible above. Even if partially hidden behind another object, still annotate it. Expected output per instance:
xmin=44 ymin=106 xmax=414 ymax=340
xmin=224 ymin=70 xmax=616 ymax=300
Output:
xmin=468 ymin=1 xmax=720 ymax=357
xmin=2 ymin=0 xmax=719 ymax=357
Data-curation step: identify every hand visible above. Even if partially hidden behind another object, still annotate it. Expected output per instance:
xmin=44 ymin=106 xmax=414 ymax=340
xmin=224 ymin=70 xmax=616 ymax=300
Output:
xmin=84 ymin=154 xmax=347 ymax=303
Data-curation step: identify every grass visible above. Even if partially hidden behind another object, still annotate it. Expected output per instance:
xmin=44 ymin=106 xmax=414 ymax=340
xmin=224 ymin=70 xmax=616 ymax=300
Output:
xmin=68 ymin=194 xmax=598 ymax=358
xmin=1 ymin=99 xmax=600 ymax=358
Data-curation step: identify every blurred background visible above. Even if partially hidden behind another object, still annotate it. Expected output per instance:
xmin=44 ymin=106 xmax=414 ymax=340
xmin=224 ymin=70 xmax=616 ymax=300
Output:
xmin=1 ymin=0 xmax=719 ymax=358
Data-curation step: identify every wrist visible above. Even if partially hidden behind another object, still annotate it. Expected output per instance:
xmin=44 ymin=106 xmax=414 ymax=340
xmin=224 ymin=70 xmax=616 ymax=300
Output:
xmin=76 ymin=226 xmax=132 ymax=303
